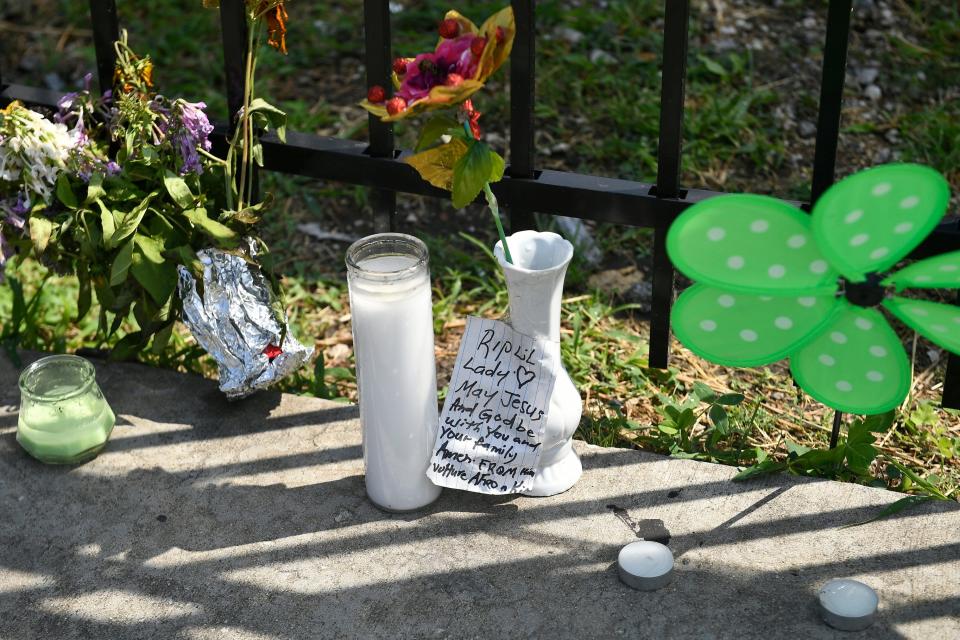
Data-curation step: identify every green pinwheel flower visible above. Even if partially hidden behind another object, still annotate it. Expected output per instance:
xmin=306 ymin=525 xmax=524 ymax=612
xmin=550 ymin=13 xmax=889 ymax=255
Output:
xmin=667 ymin=163 xmax=959 ymax=415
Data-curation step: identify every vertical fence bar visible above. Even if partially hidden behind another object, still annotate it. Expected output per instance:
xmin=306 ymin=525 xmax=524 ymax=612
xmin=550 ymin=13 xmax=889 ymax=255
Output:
xmin=507 ymin=0 xmax=537 ymax=233
xmin=219 ymin=0 xmax=248 ymax=133
xmin=810 ymin=0 xmax=853 ymax=442
xmin=89 ymin=0 xmax=120 ymax=96
xmin=810 ymin=0 xmax=853 ymax=203
xmin=219 ymin=0 xmax=259 ymax=201
xmin=363 ymin=0 xmax=397 ymax=232
xmin=649 ymin=0 xmax=690 ymax=369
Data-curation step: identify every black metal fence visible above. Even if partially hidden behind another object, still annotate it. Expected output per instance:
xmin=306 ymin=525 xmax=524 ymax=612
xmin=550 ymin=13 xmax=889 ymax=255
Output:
xmin=2 ymin=0 xmax=959 ymax=410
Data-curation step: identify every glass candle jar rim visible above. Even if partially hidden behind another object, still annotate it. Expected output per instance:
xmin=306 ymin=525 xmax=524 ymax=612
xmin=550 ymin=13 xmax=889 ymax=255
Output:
xmin=18 ymin=354 xmax=97 ymax=402
xmin=345 ymin=233 xmax=429 ymax=283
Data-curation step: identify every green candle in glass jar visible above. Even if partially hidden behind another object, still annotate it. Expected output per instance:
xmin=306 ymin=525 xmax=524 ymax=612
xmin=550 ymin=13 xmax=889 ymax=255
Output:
xmin=17 ymin=355 xmax=115 ymax=464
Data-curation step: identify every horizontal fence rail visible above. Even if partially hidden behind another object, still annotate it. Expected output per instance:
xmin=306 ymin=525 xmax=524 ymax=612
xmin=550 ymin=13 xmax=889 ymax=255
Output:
xmin=1 ymin=0 xmax=958 ymax=410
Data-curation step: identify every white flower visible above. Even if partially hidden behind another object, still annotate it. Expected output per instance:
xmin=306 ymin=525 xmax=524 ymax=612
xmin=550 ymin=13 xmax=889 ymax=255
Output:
xmin=0 ymin=104 xmax=75 ymax=205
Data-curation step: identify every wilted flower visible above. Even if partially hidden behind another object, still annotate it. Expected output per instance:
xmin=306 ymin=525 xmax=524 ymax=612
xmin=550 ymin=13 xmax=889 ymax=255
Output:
xmin=202 ymin=0 xmax=291 ymax=53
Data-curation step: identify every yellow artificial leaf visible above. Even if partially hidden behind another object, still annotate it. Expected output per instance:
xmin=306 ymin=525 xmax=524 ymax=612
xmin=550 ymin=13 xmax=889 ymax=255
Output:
xmin=358 ymin=99 xmax=389 ymax=119
xmin=476 ymin=7 xmax=515 ymax=83
xmin=404 ymin=138 xmax=469 ymax=192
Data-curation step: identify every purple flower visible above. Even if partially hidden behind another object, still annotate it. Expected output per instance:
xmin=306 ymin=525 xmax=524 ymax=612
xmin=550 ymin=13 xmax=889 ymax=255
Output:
xmin=170 ymin=100 xmax=213 ymax=176
xmin=1 ymin=194 xmax=28 ymax=230
xmin=0 ymin=232 xmax=12 ymax=275
xmin=12 ymin=193 xmax=30 ymax=217
xmin=106 ymin=161 xmax=121 ymax=176
xmin=55 ymin=92 xmax=79 ymax=122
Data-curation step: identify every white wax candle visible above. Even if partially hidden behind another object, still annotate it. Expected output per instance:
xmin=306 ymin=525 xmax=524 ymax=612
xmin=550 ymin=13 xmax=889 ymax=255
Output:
xmin=349 ymin=253 xmax=441 ymax=512
xmin=618 ymin=541 xmax=674 ymax=591
xmin=818 ymin=579 xmax=878 ymax=631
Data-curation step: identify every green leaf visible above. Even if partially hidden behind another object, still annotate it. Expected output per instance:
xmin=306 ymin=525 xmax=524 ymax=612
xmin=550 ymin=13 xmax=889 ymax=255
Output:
xmin=488 ymin=149 xmax=505 ymax=183
xmin=56 ymin=173 xmax=78 ymax=208
xmin=109 ymin=192 xmax=157 ymax=249
xmin=451 ymin=141 xmax=493 ymax=208
xmin=28 ymin=217 xmax=54 ymax=254
xmin=183 ymin=208 xmax=237 ymax=243
xmin=733 ymin=459 xmax=786 ymax=481
xmin=676 ymin=408 xmax=697 ymax=431
xmin=76 ymin=274 xmax=92 ymax=322
xmin=151 ymin=322 xmax=174 ymax=355
xmin=709 ymin=404 xmax=729 ymax=434
xmin=697 ymin=54 xmax=727 ymax=77
xmin=110 ymin=331 xmax=145 ymax=361
xmin=163 ymin=171 xmax=196 ymax=208
xmin=96 ymin=199 xmax=116 ymax=244
xmin=840 ymin=495 xmax=933 ymax=529
xmin=657 ymin=424 xmax=679 ymax=435
xmin=785 ymin=440 xmax=811 ymax=458
xmin=862 ymin=411 xmax=895 ymax=433
xmin=248 ymin=98 xmax=287 ymax=143
xmin=416 ymin=114 xmax=459 ymax=151
xmin=110 ymin=239 xmax=135 ymax=286
xmin=716 ymin=393 xmax=745 ymax=406
xmin=131 ymin=235 xmax=178 ymax=305
xmin=312 ymin=355 xmax=328 ymax=398
xmin=692 ymin=381 xmax=717 ymax=402
xmin=221 ymin=204 xmax=265 ymax=225
xmin=85 ymin=173 xmax=105 ymax=204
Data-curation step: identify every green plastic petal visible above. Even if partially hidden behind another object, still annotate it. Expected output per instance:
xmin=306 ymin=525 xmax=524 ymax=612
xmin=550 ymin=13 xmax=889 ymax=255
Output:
xmin=671 ymin=284 xmax=839 ymax=366
xmin=884 ymin=297 xmax=960 ymax=355
xmin=667 ymin=194 xmax=839 ymax=296
xmin=883 ymin=250 xmax=960 ymax=290
xmin=790 ymin=302 xmax=910 ymax=414
xmin=812 ymin=164 xmax=949 ymax=282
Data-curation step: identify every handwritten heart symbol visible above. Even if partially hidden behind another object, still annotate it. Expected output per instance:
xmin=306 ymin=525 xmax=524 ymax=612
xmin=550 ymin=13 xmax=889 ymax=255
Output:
xmin=515 ymin=366 xmax=536 ymax=390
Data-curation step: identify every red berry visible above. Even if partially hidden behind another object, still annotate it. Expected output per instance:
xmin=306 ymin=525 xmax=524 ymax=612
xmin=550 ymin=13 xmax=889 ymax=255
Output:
xmin=445 ymin=73 xmax=464 ymax=87
xmin=367 ymin=85 xmax=386 ymax=103
xmin=470 ymin=37 xmax=487 ymax=57
xmin=392 ymin=57 xmax=408 ymax=75
xmin=495 ymin=26 xmax=506 ymax=43
xmin=263 ymin=344 xmax=283 ymax=360
xmin=438 ymin=18 xmax=460 ymax=39
xmin=386 ymin=96 xmax=407 ymax=115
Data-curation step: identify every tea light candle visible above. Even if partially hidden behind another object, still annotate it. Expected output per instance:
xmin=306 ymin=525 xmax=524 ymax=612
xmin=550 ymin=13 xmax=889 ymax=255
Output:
xmin=618 ymin=541 xmax=674 ymax=591
xmin=818 ymin=579 xmax=878 ymax=631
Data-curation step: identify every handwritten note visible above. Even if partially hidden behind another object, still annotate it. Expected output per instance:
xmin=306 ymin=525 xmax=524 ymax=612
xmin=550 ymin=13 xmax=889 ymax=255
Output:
xmin=427 ymin=317 xmax=559 ymax=494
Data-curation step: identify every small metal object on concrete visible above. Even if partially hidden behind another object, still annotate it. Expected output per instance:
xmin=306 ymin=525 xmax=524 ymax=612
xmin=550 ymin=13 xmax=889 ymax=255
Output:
xmin=818 ymin=579 xmax=879 ymax=631
xmin=618 ymin=540 xmax=674 ymax=591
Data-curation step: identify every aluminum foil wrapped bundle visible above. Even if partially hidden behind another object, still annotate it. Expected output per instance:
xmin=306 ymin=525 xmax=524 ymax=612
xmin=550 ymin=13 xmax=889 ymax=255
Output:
xmin=177 ymin=239 xmax=313 ymax=398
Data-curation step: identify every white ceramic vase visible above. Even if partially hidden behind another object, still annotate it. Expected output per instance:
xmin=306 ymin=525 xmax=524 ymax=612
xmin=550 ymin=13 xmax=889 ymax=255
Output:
xmin=494 ymin=230 xmax=583 ymax=496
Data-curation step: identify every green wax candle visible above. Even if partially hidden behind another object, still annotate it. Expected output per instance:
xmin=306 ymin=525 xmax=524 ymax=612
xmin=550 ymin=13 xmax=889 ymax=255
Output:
xmin=17 ymin=355 xmax=116 ymax=465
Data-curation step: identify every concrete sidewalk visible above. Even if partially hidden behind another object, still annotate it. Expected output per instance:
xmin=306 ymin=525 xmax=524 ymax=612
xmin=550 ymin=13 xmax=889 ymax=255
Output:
xmin=1 ymin=353 xmax=958 ymax=639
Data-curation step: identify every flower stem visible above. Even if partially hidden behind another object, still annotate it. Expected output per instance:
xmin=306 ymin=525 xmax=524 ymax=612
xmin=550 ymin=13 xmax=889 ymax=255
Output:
xmin=483 ymin=183 xmax=512 ymax=264
xmin=198 ymin=148 xmax=228 ymax=165
xmin=237 ymin=20 xmax=257 ymax=211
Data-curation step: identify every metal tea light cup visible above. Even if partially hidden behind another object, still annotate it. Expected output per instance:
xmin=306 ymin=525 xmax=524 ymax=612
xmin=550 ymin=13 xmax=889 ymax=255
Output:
xmin=17 ymin=355 xmax=116 ymax=464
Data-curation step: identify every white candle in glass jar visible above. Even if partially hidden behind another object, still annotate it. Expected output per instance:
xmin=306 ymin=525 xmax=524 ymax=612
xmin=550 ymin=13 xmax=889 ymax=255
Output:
xmin=347 ymin=234 xmax=442 ymax=511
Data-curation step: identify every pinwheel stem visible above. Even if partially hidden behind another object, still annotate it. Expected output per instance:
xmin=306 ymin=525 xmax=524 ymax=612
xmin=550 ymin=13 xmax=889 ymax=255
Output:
xmin=829 ymin=411 xmax=843 ymax=449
